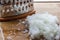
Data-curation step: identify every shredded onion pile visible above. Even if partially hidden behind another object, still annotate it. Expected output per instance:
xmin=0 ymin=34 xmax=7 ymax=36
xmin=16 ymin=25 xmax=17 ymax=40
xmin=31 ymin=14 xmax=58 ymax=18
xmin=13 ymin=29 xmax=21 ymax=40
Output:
xmin=26 ymin=12 xmax=60 ymax=40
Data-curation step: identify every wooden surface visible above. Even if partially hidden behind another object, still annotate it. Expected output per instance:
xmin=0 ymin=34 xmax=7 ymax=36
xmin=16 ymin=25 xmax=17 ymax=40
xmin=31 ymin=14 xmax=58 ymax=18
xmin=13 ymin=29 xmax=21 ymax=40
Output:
xmin=34 ymin=3 xmax=60 ymax=24
xmin=1 ymin=3 xmax=60 ymax=40
xmin=1 ymin=20 xmax=29 ymax=40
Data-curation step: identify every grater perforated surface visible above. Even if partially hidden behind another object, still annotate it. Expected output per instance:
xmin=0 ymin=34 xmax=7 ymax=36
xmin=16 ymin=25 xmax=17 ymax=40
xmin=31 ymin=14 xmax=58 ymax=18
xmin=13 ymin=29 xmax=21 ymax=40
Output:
xmin=0 ymin=0 xmax=34 ymax=17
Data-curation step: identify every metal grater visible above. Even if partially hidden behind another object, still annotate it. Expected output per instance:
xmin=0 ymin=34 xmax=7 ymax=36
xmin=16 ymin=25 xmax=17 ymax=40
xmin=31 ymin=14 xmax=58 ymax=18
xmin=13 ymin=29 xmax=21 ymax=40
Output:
xmin=0 ymin=0 xmax=34 ymax=17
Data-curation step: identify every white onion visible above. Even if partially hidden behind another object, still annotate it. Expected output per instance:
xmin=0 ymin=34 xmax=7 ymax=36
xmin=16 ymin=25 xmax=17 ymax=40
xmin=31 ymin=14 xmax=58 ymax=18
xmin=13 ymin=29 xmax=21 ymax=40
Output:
xmin=26 ymin=12 xmax=60 ymax=40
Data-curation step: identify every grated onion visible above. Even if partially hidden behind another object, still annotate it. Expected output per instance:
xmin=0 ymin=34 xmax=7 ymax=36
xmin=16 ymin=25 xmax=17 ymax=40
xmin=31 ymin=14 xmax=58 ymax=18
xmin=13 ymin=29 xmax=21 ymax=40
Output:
xmin=26 ymin=12 xmax=60 ymax=40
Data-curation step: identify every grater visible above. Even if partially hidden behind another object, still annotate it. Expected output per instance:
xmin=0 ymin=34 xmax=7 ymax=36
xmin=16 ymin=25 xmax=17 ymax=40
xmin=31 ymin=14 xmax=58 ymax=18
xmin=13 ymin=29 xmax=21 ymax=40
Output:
xmin=0 ymin=0 xmax=35 ymax=21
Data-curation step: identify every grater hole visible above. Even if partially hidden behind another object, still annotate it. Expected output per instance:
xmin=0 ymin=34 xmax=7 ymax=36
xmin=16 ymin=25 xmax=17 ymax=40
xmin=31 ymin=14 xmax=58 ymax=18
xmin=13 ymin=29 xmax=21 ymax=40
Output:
xmin=16 ymin=2 xmax=19 ymax=6
xmin=31 ymin=4 xmax=33 ymax=6
xmin=22 ymin=6 xmax=24 ymax=11
xmin=20 ymin=2 xmax=22 ymax=6
xmin=24 ymin=1 xmax=26 ymax=4
xmin=26 ymin=6 xmax=27 ymax=10
xmin=28 ymin=4 xmax=30 ymax=7
xmin=0 ymin=0 xmax=1 ymax=4
xmin=27 ymin=0 xmax=29 ymax=3
xmin=3 ymin=0 xmax=6 ymax=4
xmin=18 ymin=8 xmax=21 ymax=11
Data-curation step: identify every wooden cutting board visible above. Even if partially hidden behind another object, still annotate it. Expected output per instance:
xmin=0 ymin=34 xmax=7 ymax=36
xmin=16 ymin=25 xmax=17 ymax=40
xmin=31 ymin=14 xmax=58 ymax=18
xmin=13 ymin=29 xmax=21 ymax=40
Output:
xmin=1 ymin=20 xmax=29 ymax=40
